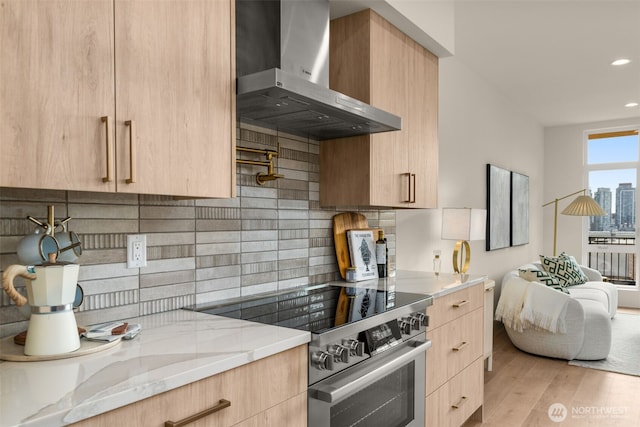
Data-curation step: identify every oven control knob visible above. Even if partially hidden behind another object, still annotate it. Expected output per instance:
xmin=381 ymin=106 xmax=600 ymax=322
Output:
xmin=311 ymin=350 xmax=334 ymax=371
xmin=410 ymin=316 xmax=420 ymax=330
xmin=328 ymin=344 xmax=350 ymax=363
xmin=342 ymin=339 xmax=365 ymax=357
xmin=408 ymin=314 xmax=421 ymax=330
xmin=399 ymin=318 xmax=412 ymax=335
xmin=412 ymin=312 xmax=428 ymax=327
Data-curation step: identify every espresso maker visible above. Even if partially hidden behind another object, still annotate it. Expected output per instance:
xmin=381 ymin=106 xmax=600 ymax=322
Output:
xmin=1 ymin=206 xmax=82 ymax=356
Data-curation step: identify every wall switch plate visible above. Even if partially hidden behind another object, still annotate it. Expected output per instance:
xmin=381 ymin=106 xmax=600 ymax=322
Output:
xmin=127 ymin=234 xmax=147 ymax=268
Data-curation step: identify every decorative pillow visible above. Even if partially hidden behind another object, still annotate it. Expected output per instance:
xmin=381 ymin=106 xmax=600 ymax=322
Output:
xmin=539 ymin=252 xmax=588 ymax=286
xmin=518 ymin=268 xmax=569 ymax=294
xmin=560 ymin=252 xmax=590 ymax=283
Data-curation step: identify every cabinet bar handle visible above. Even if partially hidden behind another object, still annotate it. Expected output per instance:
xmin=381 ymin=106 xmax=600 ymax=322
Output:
xmin=452 ymin=341 xmax=468 ymax=352
xmin=411 ymin=173 xmax=416 ymax=203
xmin=164 ymin=399 xmax=231 ymax=427
xmin=404 ymin=172 xmax=412 ymax=203
xmin=101 ymin=116 xmax=113 ymax=183
xmin=452 ymin=300 xmax=469 ymax=308
xmin=451 ymin=396 xmax=468 ymax=409
xmin=125 ymin=120 xmax=136 ymax=184
xmin=403 ymin=173 xmax=417 ymax=203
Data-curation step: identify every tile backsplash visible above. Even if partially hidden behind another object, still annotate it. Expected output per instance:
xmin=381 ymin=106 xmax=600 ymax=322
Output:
xmin=0 ymin=124 xmax=395 ymax=337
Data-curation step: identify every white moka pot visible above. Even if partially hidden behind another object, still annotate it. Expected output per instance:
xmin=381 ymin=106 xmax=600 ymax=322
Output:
xmin=2 ymin=260 xmax=80 ymax=356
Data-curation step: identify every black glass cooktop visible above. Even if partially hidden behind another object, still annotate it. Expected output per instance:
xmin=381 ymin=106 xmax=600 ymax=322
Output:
xmin=185 ymin=283 xmax=430 ymax=334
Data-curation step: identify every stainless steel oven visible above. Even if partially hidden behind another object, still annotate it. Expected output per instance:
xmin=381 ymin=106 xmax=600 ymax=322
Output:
xmin=186 ymin=281 xmax=433 ymax=427
xmin=308 ymin=337 xmax=429 ymax=427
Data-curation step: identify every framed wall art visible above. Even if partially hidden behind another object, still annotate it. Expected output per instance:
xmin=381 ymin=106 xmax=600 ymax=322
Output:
xmin=511 ymin=171 xmax=530 ymax=246
xmin=486 ymin=164 xmax=530 ymax=251
xmin=486 ymin=164 xmax=511 ymax=251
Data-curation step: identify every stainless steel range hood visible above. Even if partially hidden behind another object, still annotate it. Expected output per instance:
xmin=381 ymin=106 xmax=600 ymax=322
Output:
xmin=236 ymin=0 xmax=402 ymax=140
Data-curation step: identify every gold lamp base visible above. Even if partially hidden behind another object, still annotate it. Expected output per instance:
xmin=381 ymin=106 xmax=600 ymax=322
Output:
xmin=452 ymin=240 xmax=471 ymax=274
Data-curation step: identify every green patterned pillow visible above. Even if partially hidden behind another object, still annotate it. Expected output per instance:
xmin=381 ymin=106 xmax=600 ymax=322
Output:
xmin=539 ymin=253 xmax=588 ymax=286
xmin=558 ymin=253 xmax=589 ymax=276
xmin=519 ymin=268 xmax=569 ymax=294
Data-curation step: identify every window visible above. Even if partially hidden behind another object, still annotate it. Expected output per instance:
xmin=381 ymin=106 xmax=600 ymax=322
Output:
xmin=585 ymin=128 xmax=640 ymax=286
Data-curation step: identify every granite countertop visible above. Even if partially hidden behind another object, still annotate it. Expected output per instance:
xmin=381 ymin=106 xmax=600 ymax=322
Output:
xmin=0 ymin=310 xmax=310 ymax=427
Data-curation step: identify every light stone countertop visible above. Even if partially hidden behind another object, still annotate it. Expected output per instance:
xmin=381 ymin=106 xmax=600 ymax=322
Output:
xmin=392 ymin=270 xmax=488 ymax=297
xmin=0 ymin=270 xmax=486 ymax=427
xmin=0 ymin=310 xmax=310 ymax=427
xmin=334 ymin=270 xmax=488 ymax=299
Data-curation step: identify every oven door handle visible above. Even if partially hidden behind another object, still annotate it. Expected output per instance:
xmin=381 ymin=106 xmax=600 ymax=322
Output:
xmin=310 ymin=339 xmax=431 ymax=403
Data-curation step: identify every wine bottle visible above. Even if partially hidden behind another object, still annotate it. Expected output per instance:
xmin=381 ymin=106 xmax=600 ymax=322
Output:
xmin=376 ymin=230 xmax=387 ymax=278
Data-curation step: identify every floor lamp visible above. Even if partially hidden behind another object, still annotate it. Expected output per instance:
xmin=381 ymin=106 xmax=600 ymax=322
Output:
xmin=542 ymin=189 xmax=605 ymax=256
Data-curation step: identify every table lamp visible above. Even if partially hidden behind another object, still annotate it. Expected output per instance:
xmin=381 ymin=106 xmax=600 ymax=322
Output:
xmin=442 ymin=208 xmax=487 ymax=273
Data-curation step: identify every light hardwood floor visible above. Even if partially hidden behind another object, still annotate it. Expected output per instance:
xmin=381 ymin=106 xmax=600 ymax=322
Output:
xmin=463 ymin=308 xmax=640 ymax=427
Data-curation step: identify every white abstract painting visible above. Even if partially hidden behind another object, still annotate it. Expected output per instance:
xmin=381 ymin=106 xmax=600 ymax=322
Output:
xmin=511 ymin=171 xmax=529 ymax=246
xmin=487 ymin=164 xmax=511 ymax=251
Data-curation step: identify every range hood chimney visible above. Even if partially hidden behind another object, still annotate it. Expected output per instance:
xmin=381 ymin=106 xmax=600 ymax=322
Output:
xmin=236 ymin=0 xmax=402 ymax=140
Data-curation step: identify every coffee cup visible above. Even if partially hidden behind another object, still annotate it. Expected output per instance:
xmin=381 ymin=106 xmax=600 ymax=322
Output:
xmin=56 ymin=231 xmax=82 ymax=263
xmin=16 ymin=230 xmax=59 ymax=265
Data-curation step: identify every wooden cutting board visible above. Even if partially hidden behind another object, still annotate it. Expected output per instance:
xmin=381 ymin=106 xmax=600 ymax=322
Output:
xmin=333 ymin=212 xmax=382 ymax=327
xmin=332 ymin=212 xmax=370 ymax=279
xmin=333 ymin=212 xmax=369 ymax=327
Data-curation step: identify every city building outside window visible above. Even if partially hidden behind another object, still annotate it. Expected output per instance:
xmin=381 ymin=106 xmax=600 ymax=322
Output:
xmin=585 ymin=128 xmax=640 ymax=287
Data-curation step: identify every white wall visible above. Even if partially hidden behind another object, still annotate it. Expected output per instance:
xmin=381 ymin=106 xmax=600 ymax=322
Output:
xmin=384 ymin=0 xmax=454 ymax=56
xmin=396 ymin=56 xmax=544 ymax=292
xmin=329 ymin=0 xmax=454 ymax=57
xmin=544 ymin=117 xmax=640 ymax=307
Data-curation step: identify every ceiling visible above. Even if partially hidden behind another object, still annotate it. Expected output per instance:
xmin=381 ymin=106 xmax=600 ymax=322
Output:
xmin=453 ymin=1 xmax=640 ymax=127
xmin=332 ymin=1 xmax=640 ymax=128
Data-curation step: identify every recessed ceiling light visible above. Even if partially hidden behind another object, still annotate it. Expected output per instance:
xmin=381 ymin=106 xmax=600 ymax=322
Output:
xmin=625 ymin=102 xmax=639 ymax=108
xmin=611 ymin=58 xmax=631 ymax=66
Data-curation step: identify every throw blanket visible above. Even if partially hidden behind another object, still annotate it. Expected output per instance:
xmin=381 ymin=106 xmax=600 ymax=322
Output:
xmin=494 ymin=276 xmax=529 ymax=332
xmin=495 ymin=276 xmax=571 ymax=333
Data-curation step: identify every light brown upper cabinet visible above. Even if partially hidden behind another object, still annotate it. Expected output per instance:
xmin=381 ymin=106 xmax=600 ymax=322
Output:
xmin=320 ymin=9 xmax=438 ymax=208
xmin=1 ymin=0 xmax=235 ymax=198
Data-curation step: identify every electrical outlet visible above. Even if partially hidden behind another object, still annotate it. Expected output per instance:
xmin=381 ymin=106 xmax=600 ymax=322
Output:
xmin=127 ymin=234 xmax=147 ymax=268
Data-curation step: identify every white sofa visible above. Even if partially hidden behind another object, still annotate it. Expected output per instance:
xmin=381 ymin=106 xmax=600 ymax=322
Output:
xmin=498 ymin=262 xmax=618 ymax=361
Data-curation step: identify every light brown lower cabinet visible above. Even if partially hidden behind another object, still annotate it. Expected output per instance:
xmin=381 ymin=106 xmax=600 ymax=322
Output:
xmin=232 ymin=393 xmax=307 ymax=427
xmin=426 ymin=358 xmax=484 ymax=427
xmin=71 ymin=345 xmax=307 ymax=427
xmin=426 ymin=284 xmax=484 ymax=426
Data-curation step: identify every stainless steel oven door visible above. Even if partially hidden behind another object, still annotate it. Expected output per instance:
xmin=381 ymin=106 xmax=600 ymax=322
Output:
xmin=308 ymin=338 xmax=430 ymax=427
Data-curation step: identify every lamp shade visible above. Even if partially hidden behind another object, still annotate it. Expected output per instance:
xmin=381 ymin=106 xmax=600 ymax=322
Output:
xmin=561 ymin=195 xmax=605 ymax=216
xmin=442 ymin=208 xmax=487 ymax=241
